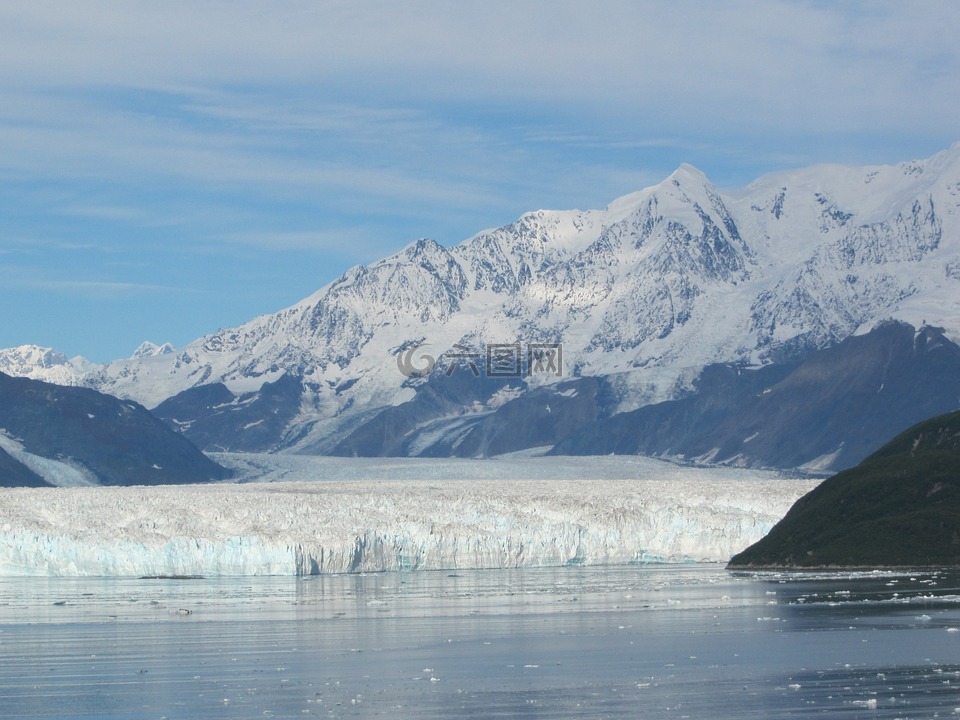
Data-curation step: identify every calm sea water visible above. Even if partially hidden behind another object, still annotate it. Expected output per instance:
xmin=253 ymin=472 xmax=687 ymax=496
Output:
xmin=2 ymin=565 xmax=959 ymax=719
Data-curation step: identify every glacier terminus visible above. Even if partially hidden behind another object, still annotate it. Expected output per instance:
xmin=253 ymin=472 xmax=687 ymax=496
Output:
xmin=0 ymin=456 xmax=818 ymax=577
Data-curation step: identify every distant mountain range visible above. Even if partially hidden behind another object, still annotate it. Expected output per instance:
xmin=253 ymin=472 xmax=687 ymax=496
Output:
xmin=0 ymin=345 xmax=95 ymax=386
xmin=3 ymin=144 xmax=960 ymax=472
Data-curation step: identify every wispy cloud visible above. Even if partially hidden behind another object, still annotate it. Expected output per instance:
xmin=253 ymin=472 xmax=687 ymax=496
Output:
xmin=221 ymin=227 xmax=392 ymax=256
xmin=32 ymin=279 xmax=184 ymax=294
xmin=0 ymin=87 xmax=506 ymax=215
xmin=56 ymin=204 xmax=146 ymax=222
xmin=0 ymin=266 xmax=187 ymax=296
xmin=1 ymin=2 xmax=957 ymax=214
xmin=1 ymin=3 xmax=957 ymax=136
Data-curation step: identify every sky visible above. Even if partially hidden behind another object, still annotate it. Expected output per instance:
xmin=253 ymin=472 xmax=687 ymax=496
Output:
xmin=1 ymin=1 xmax=959 ymax=363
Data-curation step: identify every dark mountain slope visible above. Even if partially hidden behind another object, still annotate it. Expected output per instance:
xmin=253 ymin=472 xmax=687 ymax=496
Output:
xmin=0 ymin=371 xmax=230 ymax=486
xmin=728 ymin=409 xmax=960 ymax=567
xmin=553 ymin=322 xmax=960 ymax=471
xmin=0 ymin=445 xmax=49 ymax=487
xmin=329 ymin=371 xmax=526 ymax=457
xmin=152 ymin=373 xmax=304 ymax=453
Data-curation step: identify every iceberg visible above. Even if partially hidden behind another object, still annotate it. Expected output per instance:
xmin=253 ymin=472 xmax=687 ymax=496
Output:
xmin=0 ymin=457 xmax=820 ymax=577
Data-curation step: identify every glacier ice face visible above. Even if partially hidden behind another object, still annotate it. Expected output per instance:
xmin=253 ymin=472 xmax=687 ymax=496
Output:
xmin=0 ymin=457 xmax=820 ymax=577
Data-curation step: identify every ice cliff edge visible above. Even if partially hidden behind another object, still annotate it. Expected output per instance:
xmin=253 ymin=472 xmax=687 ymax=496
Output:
xmin=0 ymin=475 xmax=818 ymax=576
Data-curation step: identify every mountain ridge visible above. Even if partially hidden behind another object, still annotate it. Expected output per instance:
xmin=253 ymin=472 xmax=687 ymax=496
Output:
xmin=3 ymin=145 xmax=960 ymax=465
xmin=549 ymin=320 xmax=960 ymax=471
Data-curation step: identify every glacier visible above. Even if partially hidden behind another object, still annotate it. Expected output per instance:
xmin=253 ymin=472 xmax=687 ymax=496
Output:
xmin=0 ymin=455 xmax=820 ymax=577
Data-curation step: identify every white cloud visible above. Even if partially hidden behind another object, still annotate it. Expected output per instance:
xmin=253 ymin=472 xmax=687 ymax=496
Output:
xmin=0 ymin=3 xmax=956 ymax=201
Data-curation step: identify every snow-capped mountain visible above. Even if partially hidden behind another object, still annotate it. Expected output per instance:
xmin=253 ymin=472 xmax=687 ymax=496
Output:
xmin=7 ymin=144 xmax=960 ymax=468
xmin=0 ymin=345 xmax=95 ymax=386
xmin=130 ymin=341 xmax=175 ymax=359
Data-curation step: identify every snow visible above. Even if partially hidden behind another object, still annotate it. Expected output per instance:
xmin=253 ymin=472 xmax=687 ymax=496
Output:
xmin=0 ymin=431 xmax=99 ymax=487
xmin=131 ymin=341 xmax=175 ymax=359
xmin=0 ymin=345 xmax=93 ymax=386
xmin=0 ymin=455 xmax=820 ymax=577
xmin=799 ymin=445 xmax=846 ymax=473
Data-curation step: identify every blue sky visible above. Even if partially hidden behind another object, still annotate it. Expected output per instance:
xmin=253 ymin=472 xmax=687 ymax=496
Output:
xmin=1 ymin=1 xmax=958 ymax=363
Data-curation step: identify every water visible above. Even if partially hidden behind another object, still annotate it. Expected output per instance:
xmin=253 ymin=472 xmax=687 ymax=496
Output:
xmin=2 ymin=565 xmax=960 ymax=718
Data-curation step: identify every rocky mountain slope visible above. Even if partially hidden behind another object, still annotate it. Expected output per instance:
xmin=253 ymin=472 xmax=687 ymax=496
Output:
xmin=4 ymin=144 xmax=960 ymax=467
xmin=552 ymin=321 xmax=960 ymax=471
xmin=728 ymin=408 xmax=960 ymax=567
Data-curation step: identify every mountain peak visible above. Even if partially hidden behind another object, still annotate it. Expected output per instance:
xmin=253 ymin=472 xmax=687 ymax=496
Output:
xmin=401 ymin=237 xmax=446 ymax=258
xmin=132 ymin=341 xmax=175 ymax=359
xmin=0 ymin=344 xmax=92 ymax=386
xmin=667 ymin=163 xmax=709 ymax=185
xmin=0 ymin=344 xmax=68 ymax=369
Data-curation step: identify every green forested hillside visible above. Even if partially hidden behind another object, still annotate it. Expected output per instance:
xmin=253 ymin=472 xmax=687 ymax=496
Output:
xmin=728 ymin=409 xmax=960 ymax=567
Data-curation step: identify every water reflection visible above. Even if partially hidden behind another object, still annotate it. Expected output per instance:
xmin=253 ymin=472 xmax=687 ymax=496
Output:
xmin=2 ymin=566 xmax=960 ymax=718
